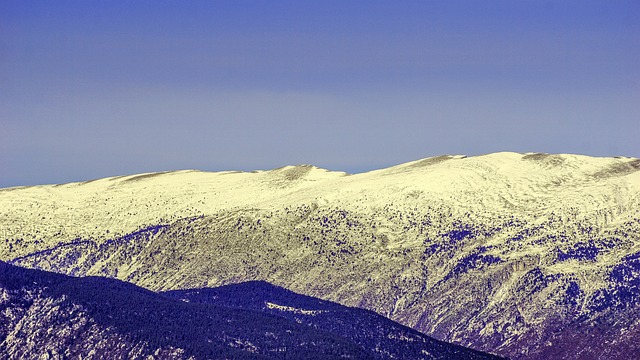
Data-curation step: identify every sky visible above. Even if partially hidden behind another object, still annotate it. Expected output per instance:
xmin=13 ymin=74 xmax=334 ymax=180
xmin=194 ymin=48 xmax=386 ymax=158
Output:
xmin=1 ymin=1 xmax=639 ymax=187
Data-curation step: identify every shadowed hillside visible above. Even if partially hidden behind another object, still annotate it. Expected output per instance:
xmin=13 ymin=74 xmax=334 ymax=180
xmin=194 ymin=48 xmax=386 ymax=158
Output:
xmin=0 ymin=262 xmax=501 ymax=359
xmin=165 ymin=281 xmax=503 ymax=359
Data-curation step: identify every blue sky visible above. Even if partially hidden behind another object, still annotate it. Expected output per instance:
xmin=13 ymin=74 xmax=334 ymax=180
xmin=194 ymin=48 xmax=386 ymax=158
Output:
xmin=1 ymin=1 xmax=639 ymax=187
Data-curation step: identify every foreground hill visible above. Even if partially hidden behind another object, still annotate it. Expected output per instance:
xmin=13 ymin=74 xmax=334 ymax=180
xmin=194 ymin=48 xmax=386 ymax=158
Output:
xmin=165 ymin=281 xmax=503 ymax=359
xmin=2 ymin=152 xmax=640 ymax=358
xmin=0 ymin=262 xmax=500 ymax=359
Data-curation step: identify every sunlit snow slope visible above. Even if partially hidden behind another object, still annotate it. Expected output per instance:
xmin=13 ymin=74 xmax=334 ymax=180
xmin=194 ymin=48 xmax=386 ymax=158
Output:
xmin=2 ymin=152 xmax=640 ymax=359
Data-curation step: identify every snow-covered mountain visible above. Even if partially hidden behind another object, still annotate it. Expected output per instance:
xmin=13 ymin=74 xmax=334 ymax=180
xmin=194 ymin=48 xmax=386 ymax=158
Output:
xmin=2 ymin=152 xmax=640 ymax=359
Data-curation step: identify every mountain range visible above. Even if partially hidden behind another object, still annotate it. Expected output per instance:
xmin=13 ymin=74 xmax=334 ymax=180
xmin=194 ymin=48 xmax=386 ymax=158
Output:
xmin=2 ymin=152 xmax=639 ymax=358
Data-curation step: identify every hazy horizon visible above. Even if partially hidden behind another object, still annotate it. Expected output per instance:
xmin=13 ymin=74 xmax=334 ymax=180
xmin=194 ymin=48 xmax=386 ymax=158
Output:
xmin=2 ymin=1 xmax=639 ymax=187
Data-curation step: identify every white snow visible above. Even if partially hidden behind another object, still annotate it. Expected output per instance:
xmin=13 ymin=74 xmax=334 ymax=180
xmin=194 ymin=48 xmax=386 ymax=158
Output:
xmin=1 ymin=152 xmax=638 ymax=261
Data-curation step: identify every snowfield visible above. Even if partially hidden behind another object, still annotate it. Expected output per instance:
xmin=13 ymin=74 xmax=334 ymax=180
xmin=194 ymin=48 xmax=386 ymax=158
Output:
xmin=2 ymin=152 xmax=640 ymax=359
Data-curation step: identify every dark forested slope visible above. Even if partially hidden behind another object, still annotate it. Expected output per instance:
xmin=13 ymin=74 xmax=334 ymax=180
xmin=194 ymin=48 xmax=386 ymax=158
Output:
xmin=0 ymin=262 xmax=502 ymax=359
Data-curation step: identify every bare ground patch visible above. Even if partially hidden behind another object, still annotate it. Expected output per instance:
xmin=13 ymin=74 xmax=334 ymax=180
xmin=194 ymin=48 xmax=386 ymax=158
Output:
xmin=408 ymin=155 xmax=454 ymax=169
xmin=593 ymin=159 xmax=640 ymax=179
xmin=281 ymin=165 xmax=314 ymax=181
xmin=522 ymin=153 xmax=565 ymax=166
xmin=122 ymin=171 xmax=172 ymax=183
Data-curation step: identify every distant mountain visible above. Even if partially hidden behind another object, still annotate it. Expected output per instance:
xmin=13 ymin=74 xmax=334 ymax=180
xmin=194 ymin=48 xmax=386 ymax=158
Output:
xmin=2 ymin=152 xmax=640 ymax=358
xmin=0 ymin=262 xmax=501 ymax=359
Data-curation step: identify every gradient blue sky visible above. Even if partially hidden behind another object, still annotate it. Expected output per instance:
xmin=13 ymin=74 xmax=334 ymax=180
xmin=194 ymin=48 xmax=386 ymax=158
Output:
xmin=1 ymin=1 xmax=639 ymax=187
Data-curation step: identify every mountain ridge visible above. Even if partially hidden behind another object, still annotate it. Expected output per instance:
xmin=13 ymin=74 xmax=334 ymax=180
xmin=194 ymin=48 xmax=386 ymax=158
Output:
xmin=2 ymin=151 xmax=636 ymax=190
xmin=2 ymin=152 xmax=640 ymax=359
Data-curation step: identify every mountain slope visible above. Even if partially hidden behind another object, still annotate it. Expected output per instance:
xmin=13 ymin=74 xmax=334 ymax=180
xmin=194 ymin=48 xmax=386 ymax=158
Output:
xmin=165 ymin=281 xmax=502 ymax=359
xmin=0 ymin=262 xmax=501 ymax=360
xmin=2 ymin=152 xmax=640 ymax=358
